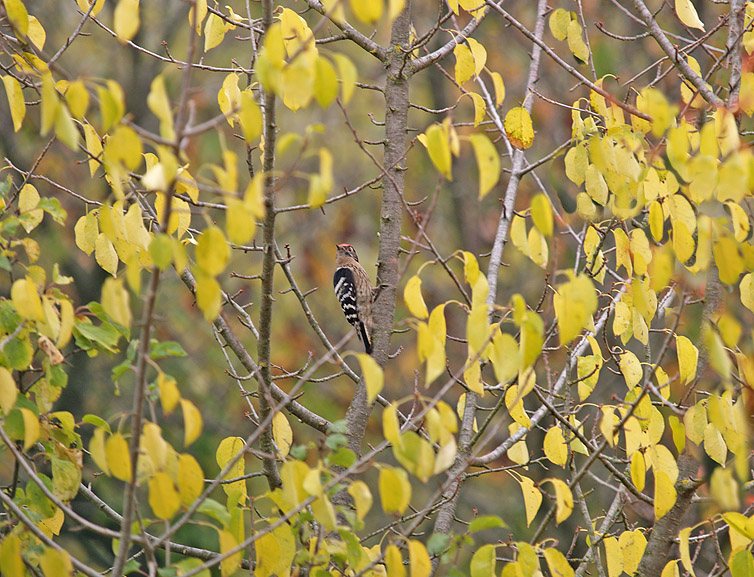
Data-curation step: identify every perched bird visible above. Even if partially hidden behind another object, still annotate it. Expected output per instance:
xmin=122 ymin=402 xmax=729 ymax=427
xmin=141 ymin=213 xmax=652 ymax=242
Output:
xmin=334 ymin=244 xmax=374 ymax=354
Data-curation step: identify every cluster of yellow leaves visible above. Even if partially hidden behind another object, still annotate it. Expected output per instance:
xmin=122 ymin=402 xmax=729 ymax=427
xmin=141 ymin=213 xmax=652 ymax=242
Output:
xmin=89 ymin=417 xmax=203 ymax=519
xmin=383 ymin=400 xmax=457 ymax=482
xmin=549 ymin=9 xmax=589 ymax=63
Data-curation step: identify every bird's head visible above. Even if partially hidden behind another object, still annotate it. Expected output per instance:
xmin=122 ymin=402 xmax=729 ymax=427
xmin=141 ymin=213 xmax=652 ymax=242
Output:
xmin=336 ymin=243 xmax=359 ymax=261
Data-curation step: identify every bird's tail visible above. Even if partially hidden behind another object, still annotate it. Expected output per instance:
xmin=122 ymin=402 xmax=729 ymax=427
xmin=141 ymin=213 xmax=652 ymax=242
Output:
xmin=359 ymin=322 xmax=372 ymax=354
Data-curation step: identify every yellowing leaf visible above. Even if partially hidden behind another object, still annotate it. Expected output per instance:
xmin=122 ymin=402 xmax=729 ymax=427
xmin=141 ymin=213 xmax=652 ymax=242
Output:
xmin=333 ymin=53 xmax=357 ymax=104
xmin=620 ymin=530 xmax=647 ymax=576
xmin=741 ymin=273 xmax=754 ymax=313
xmin=654 ymin=470 xmax=676 ymax=520
xmin=566 ymin=20 xmax=589 ymax=62
xmin=11 ymin=277 xmax=43 ymax=321
xmin=272 ymin=411 xmax=293 ymax=457
xmin=114 ymin=0 xmax=140 ymax=43
xmin=470 ymin=544 xmax=496 ymax=577
xmin=679 ymin=527 xmax=697 ymax=577
xmin=204 ymin=12 xmax=228 ymax=52
xmin=423 ymin=123 xmax=452 ymax=179
xmin=95 ymin=233 xmax=118 ymax=275
xmin=379 ymin=466 xmax=411 ymax=514
xmin=158 ymin=373 xmax=180 ymax=415
xmin=454 ymin=42 xmax=475 ymax=85
xmin=517 ymin=475 xmax=542 ymax=526
xmin=106 ymin=432 xmax=132 ymax=481
xmin=348 ymin=480 xmax=373 ymax=522
xmin=196 ymin=226 xmax=230 ymax=277
xmin=19 ymin=407 xmax=38 ymax=451
xmin=0 ymin=368 xmax=17 ymax=416
xmin=177 ymin=453 xmax=203 ymax=505
xmin=149 ymin=472 xmax=180 ymax=519
xmin=102 ymin=277 xmax=131 ymax=330
xmin=490 ymin=71 xmax=505 ymax=106
xmin=704 ymin=422 xmax=727 ymax=465
xmin=543 ymin=426 xmax=568 ymax=467
xmin=4 ymin=0 xmax=28 ymax=36
xmin=147 ymin=75 xmax=174 ymax=140
xmin=469 ymin=133 xmax=500 ymax=199
xmin=239 ymin=90 xmax=262 ymax=141
xmin=543 ymin=548 xmax=574 ymax=577
xmin=619 ymin=350 xmax=642 ymax=388
xmin=549 ymin=8 xmax=571 ymax=40
xmin=350 ymin=0 xmax=382 ymax=24
xmin=504 ymin=106 xmax=534 ymax=149
xmin=408 ymin=540 xmax=431 ymax=577
xmin=181 ymin=399 xmax=202 ymax=446
xmin=356 ymin=353 xmax=384 ymax=404
xmin=530 ymin=193 xmax=553 ymax=237
xmin=404 ymin=275 xmax=429 ymax=319
xmin=545 ymin=478 xmax=573 ymax=523
xmin=2 ymin=75 xmax=25 ymax=132
xmin=630 ymin=452 xmax=645 ymax=491
xmin=0 ymin=534 xmax=23 ymax=577
xmin=216 ymin=437 xmax=247 ymax=497
xmin=676 ymin=335 xmax=698 ymax=385
xmin=675 ymin=0 xmax=705 ymax=30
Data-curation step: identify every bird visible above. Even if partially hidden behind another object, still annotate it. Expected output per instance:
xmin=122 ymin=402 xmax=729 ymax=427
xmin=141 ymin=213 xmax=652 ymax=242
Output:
xmin=333 ymin=244 xmax=374 ymax=354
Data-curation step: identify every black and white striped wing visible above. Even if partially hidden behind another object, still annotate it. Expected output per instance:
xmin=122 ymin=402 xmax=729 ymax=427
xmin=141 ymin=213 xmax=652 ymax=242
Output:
xmin=334 ymin=266 xmax=359 ymax=327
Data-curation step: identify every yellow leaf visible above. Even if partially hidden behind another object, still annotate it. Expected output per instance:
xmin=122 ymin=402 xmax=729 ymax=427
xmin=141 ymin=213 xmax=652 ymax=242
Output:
xmin=654 ymin=470 xmax=677 ymax=519
xmin=490 ymin=71 xmax=505 ymax=106
xmin=114 ymin=0 xmax=140 ymax=43
xmin=675 ymin=0 xmax=705 ymax=30
xmin=0 ymin=368 xmax=17 ymax=415
xmin=4 ymin=0 xmax=28 ymax=36
xmin=741 ymin=273 xmax=754 ymax=313
xmin=89 ymin=427 xmax=109 ymax=475
xmin=356 ymin=353 xmax=384 ymax=404
xmin=157 ymin=373 xmax=180 ymax=417
xmin=218 ymin=72 xmax=240 ymax=126
xmin=224 ymin=198 xmax=255 ymax=245
xmin=106 ymin=432 xmax=132 ymax=481
xmin=630 ymin=452 xmax=645 ymax=491
xmin=2 ymin=75 xmax=25 ymax=132
xmin=147 ymin=75 xmax=174 ymax=140
xmin=676 ymin=335 xmax=698 ymax=385
xmin=348 ymin=480 xmax=373 ymax=522
xmin=404 ymin=275 xmax=429 ymax=319
xmin=585 ymin=164 xmax=608 ymax=205
xmin=468 ymin=92 xmax=486 ymax=127
xmin=424 ymin=123 xmax=452 ymax=179
xmin=83 ymin=125 xmax=102 ymax=177
xmin=102 ymin=277 xmax=131 ymax=330
xmin=504 ymin=106 xmax=534 ymax=149
xmin=566 ymin=20 xmax=588 ymax=62
xmin=453 ymin=43 xmax=475 ymax=85
xmin=564 ymin=145 xmax=587 ymax=185
xmin=379 ymin=466 xmax=411 ymax=514
xmin=619 ymin=530 xmax=647 ymax=576
xmin=527 ymin=226 xmax=548 ymax=268
xmin=314 ymin=56 xmax=338 ymax=108
xmin=604 ymin=537 xmax=624 ymax=577
xmin=619 ymin=350 xmax=642 ymax=388
xmin=218 ymin=530 xmax=242 ymax=577
xmin=11 ymin=277 xmax=43 ymax=321
xmin=95 ymin=233 xmax=118 ymax=275
xmin=543 ymin=548 xmax=574 ymax=577
xmin=661 ymin=560 xmax=680 ymax=577
xmin=350 ymin=0 xmax=382 ymax=24
xmin=704 ymin=422 xmax=727 ymax=465
xmin=216 ymin=437 xmax=247 ymax=497
xmin=204 ymin=12 xmax=227 ymax=52
xmin=18 ymin=183 xmax=43 ymax=232
xmin=517 ymin=474 xmax=542 ymax=526
xmin=188 ymin=0 xmax=207 ymax=33
xmin=181 ymin=399 xmax=202 ymax=446
xmin=272 ymin=411 xmax=293 ymax=457
xmin=178 ymin=453 xmax=204 ymax=505
xmin=19 ymin=407 xmax=38 ymax=451
xmin=76 ymin=0 xmax=105 ymax=18
xmin=679 ymin=527 xmax=697 ymax=577
xmin=196 ymin=226 xmax=230 ymax=277
xmin=530 ymin=193 xmax=553 ymax=237
xmin=408 ymin=540 xmax=431 ymax=577
xmin=39 ymin=548 xmax=73 ymax=577
xmin=548 ymin=8 xmax=571 ymax=40
xmin=239 ymin=90 xmax=262 ymax=141
xmin=0 ymin=534 xmax=23 ymax=577
xmin=149 ymin=472 xmax=180 ymax=519
xmin=547 ymin=478 xmax=573 ymax=523
xmin=489 ymin=331 xmax=519 ymax=385
xmin=333 ymin=53 xmax=356 ymax=104
xmin=600 ymin=406 xmax=619 ymax=447
xmin=714 ymin=237 xmax=744 ymax=284
xmin=386 ymin=545 xmax=406 ymax=577
xmin=469 ymin=133 xmax=500 ymax=199
xmin=543 ymin=426 xmax=568 ymax=467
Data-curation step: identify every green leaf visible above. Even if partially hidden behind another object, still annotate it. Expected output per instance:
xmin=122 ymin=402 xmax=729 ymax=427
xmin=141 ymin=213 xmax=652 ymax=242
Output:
xmin=82 ymin=414 xmax=112 ymax=433
xmin=469 ymin=514 xmax=508 ymax=533
xmin=150 ymin=340 xmax=188 ymax=359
